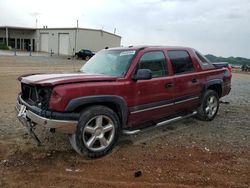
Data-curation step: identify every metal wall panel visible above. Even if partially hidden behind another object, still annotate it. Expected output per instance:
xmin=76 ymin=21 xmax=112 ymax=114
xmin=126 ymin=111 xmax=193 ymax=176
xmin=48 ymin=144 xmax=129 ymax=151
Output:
xmin=59 ymin=33 xmax=69 ymax=55
xmin=40 ymin=33 xmax=49 ymax=52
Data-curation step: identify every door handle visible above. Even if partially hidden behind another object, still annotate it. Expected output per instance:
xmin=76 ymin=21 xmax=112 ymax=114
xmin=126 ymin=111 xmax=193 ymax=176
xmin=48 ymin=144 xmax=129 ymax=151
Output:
xmin=165 ymin=82 xmax=173 ymax=88
xmin=191 ymin=78 xmax=198 ymax=83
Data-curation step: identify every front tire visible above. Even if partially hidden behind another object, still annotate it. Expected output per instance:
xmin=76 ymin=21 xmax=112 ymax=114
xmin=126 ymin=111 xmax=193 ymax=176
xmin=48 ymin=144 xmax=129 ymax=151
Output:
xmin=196 ymin=90 xmax=219 ymax=121
xmin=70 ymin=105 xmax=120 ymax=158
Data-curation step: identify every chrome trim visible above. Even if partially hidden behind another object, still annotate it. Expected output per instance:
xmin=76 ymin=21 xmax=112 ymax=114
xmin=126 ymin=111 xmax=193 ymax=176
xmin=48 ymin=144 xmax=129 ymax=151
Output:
xmin=156 ymin=116 xmax=182 ymax=127
xmin=156 ymin=111 xmax=197 ymax=127
xmin=122 ymin=129 xmax=141 ymax=135
xmin=174 ymin=96 xmax=199 ymax=104
xmin=16 ymin=100 xmax=77 ymax=134
xmin=16 ymin=99 xmax=21 ymax=111
xmin=26 ymin=110 xmax=77 ymax=133
xmin=130 ymin=96 xmax=199 ymax=114
xmin=123 ymin=111 xmax=197 ymax=135
xmin=130 ymin=103 xmax=173 ymax=114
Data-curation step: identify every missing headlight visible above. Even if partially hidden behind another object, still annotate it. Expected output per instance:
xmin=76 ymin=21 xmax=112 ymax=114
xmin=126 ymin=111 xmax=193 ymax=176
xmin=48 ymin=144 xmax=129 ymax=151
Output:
xmin=37 ymin=87 xmax=52 ymax=109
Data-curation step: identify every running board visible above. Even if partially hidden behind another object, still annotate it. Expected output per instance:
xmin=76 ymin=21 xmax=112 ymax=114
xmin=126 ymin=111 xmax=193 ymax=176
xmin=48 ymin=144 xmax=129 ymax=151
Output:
xmin=122 ymin=111 xmax=197 ymax=135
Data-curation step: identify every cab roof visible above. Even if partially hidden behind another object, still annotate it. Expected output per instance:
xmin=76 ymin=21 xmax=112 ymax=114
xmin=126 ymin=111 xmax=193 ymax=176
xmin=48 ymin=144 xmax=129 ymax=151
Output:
xmin=108 ymin=45 xmax=193 ymax=51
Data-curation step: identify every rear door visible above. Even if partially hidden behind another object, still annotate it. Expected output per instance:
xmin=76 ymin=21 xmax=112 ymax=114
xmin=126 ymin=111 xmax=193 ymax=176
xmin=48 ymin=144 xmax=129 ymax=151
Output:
xmin=128 ymin=50 xmax=175 ymax=126
xmin=167 ymin=50 xmax=203 ymax=111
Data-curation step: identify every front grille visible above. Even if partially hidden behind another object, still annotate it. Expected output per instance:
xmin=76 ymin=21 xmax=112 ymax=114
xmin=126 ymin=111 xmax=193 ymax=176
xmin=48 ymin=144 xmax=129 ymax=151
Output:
xmin=21 ymin=84 xmax=52 ymax=109
xmin=21 ymin=84 xmax=38 ymax=104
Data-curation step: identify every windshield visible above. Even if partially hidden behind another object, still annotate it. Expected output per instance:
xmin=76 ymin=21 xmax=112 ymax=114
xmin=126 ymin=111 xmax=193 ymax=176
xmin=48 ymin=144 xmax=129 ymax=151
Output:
xmin=80 ymin=49 xmax=136 ymax=77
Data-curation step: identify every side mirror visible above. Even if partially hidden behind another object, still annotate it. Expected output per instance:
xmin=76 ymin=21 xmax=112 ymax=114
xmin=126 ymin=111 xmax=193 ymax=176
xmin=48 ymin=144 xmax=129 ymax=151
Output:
xmin=133 ymin=69 xmax=152 ymax=81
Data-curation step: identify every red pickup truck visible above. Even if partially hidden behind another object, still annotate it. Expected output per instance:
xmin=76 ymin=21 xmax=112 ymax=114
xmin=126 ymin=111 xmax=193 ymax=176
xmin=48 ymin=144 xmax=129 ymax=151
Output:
xmin=16 ymin=46 xmax=232 ymax=158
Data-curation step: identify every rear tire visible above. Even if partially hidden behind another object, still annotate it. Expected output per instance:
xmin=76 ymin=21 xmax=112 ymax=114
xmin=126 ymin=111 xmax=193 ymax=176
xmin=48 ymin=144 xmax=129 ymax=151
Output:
xmin=70 ymin=105 xmax=120 ymax=158
xmin=196 ymin=90 xmax=219 ymax=121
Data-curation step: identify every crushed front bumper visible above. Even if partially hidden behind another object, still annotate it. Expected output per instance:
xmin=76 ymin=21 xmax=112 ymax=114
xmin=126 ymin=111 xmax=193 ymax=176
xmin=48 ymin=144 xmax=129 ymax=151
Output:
xmin=16 ymin=95 xmax=78 ymax=137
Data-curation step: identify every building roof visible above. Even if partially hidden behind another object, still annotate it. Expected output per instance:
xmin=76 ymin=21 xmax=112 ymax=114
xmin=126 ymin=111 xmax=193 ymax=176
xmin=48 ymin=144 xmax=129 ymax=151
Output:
xmin=0 ymin=26 xmax=36 ymax=31
xmin=37 ymin=27 xmax=121 ymax=38
xmin=0 ymin=25 xmax=121 ymax=38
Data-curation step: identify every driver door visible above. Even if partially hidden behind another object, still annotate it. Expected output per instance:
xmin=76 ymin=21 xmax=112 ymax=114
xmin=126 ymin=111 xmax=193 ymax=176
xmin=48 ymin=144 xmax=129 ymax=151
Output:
xmin=128 ymin=50 xmax=175 ymax=126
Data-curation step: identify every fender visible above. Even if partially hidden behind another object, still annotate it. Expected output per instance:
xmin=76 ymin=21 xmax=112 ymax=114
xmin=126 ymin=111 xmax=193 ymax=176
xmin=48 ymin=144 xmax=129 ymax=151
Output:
xmin=204 ymin=79 xmax=223 ymax=90
xmin=65 ymin=95 xmax=128 ymax=127
xmin=203 ymin=79 xmax=223 ymax=97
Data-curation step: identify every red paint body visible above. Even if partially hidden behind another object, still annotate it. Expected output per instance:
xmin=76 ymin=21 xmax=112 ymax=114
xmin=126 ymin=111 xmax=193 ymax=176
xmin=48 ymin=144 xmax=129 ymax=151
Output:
xmin=19 ymin=46 xmax=232 ymax=128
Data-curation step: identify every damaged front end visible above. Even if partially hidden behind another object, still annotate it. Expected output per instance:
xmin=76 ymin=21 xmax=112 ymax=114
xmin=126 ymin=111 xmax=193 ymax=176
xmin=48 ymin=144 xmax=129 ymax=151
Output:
xmin=21 ymin=83 xmax=52 ymax=110
xmin=16 ymin=103 xmax=42 ymax=146
xmin=16 ymin=84 xmax=53 ymax=145
xmin=16 ymin=83 xmax=78 ymax=145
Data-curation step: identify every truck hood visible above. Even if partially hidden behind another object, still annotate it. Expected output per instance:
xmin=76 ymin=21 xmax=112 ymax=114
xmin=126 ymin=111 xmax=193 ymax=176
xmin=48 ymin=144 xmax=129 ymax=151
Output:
xmin=19 ymin=73 xmax=118 ymax=86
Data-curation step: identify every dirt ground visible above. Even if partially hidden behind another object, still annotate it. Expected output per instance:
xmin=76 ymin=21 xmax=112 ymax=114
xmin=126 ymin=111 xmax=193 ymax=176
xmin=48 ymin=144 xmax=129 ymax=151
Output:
xmin=0 ymin=55 xmax=249 ymax=188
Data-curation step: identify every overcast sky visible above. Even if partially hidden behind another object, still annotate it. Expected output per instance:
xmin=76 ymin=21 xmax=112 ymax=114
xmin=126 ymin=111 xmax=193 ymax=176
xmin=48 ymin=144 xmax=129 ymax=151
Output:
xmin=0 ymin=0 xmax=249 ymax=58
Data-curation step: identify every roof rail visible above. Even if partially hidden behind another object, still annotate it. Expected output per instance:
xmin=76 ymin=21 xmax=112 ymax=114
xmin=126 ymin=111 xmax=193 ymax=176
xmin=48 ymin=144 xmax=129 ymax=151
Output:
xmin=138 ymin=47 xmax=146 ymax=51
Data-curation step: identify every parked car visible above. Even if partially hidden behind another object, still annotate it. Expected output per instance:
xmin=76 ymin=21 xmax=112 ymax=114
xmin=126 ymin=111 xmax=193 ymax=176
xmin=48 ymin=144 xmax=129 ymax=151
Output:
xmin=75 ymin=49 xmax=95 ymax=60
xmin=16 ymin=46 xmax=232 ymax=158
xmin=241 ymin=64 xmax=250 ymax=72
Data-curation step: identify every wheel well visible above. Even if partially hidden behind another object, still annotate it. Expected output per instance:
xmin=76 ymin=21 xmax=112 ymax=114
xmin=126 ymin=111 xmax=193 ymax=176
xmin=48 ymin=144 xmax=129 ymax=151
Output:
xmin=74 ymin=102 xmax=123 ymax=125
xmin=207 ymin=84 xmax=222 ymax=98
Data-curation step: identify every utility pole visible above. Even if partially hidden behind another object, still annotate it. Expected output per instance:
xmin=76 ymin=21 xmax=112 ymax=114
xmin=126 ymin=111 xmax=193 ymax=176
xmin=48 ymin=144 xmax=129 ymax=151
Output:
xmin=6 ymin=27 xmax=8 ymax=46
xmin=74 ymin=20 xmax=78 ymax=56
xmin=35 ymin=19 xmax=38 ymax=52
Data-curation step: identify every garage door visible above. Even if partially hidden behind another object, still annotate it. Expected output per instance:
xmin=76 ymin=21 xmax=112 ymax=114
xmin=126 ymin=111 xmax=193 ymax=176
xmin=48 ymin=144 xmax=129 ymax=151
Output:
xmin=59 ymin=34 xmax=69 ymax=55
xmin=40 ymin=33 xmax=48 ymax=52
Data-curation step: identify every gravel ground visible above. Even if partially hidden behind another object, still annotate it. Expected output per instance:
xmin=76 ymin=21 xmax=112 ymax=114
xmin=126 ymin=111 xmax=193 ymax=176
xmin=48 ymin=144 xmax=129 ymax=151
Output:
xmin=0 ymin=55 xmax=249 ymax=188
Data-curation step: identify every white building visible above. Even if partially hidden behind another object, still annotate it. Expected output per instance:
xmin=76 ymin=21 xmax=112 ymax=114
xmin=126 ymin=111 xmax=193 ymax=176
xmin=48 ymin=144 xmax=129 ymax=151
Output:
xmin=0 ymin=26 xmax=122 ymax=55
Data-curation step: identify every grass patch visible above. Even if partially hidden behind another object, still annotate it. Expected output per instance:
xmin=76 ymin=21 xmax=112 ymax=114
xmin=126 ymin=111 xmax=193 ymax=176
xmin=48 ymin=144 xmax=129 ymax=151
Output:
xmin=0 ymin=43 xmax=9 ymax=50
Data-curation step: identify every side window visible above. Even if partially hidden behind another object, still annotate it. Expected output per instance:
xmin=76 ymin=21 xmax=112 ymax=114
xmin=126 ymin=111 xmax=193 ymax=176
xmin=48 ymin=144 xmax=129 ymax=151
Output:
xmin=167 ymin=50 xmax=194 ymax=74
xmin=138 ymin=51 xmax=167 ymax=78
xmin=195 ymin=51 xmax=208 ymax=63
xmin=86 ymin=50 xmax=91 ymax=54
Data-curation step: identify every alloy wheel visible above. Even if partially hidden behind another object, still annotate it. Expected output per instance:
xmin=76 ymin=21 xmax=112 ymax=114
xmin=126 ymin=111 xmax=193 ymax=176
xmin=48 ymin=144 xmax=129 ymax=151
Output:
xmin=205 ymin=95 xmax=218 ymax=118
xmin=82 ymin=115 xmax=115 ymax=151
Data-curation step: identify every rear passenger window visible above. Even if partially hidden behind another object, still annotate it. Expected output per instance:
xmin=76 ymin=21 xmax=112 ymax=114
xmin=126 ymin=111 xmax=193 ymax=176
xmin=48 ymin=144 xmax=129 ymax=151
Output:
xmin=168 ymin=51 xmax=194 ymax=74
xmin=195 ymin=51 xmax=208 ymax=63
xmin=138 ymin=51 xmax=167 ymax=78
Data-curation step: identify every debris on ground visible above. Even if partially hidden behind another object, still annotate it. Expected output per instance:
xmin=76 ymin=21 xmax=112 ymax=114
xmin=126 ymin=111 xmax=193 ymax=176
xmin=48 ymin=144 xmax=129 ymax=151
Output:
xmin=220 ymin=101 xmax=230 ymax=104
xmin=134 ymin=170 xmax=142 ymax=177
xmin=204 ymin=147 xmax=210 ymax=152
